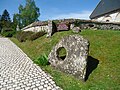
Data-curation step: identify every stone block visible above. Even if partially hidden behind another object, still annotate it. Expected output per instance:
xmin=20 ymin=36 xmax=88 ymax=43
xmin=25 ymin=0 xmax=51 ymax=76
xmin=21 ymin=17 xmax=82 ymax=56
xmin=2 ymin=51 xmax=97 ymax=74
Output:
xmin=72 ymin=27 xmax=81 ymax=33
xmin=48 ymin=35 xmax=89 ymax=81
xmin=46 ymin=20 xmax=57 ymax=37
xmin=57 ymin=22 xmax=69 ymax=31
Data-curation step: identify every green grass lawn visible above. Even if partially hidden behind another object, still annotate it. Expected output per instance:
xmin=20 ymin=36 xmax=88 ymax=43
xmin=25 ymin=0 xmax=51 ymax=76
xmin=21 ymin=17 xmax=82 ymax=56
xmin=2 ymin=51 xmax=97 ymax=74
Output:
xmin=11 ymin=30 xmax=120 ymax=90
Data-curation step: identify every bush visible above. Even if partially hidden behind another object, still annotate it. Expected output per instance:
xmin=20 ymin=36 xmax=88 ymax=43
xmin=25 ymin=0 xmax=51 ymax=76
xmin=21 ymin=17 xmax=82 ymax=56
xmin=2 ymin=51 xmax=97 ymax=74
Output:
xmin=2 ymin=31 xmax=15 ymax=37
xmin=1 ymin=28 xmax=16 ymax=37
xmin=29 ymin=31 xmax=46 ymax=41
xmin=34 ymin=54 xmax=49 ymax=66
xmin=16 ymin=31 xmax=34 ymax=42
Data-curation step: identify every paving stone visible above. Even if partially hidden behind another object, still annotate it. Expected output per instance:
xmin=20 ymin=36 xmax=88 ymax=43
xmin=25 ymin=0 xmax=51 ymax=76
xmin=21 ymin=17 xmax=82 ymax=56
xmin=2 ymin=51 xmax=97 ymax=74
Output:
xmin=45 ymin=80 xmax=49 ymax=84
xmin=9 ymin=88 xmax=15 ymax=90
xmin=40 ymin=82 xmax=44 ymax=85
xmin=0 ymin=85 xmax=2 ymax=88
xmin=25 ymin=87 xmax=31 ymax=90
xmin=26 ymin=83 xmax=31 ymax=86
xmin=35 ymin=83 xmax=40 ymax=87
xmin=0 ymin=38 xmax=62 ymax=90
xmin=32 ymin=88 xmax=39 ymax=90
xmin=38 ymin=86 xmax=43 ymax=89
xmin=21 ymin=85 xmax=26 ymax=88
xmin=44 ymin=84 xmax=48 ymax=88
xmin=15 ymin=86 xmax=21 ymax=90
xmin=43 ymin=88 xmax=47 ymax=90
xmin=46 ymin=86 xmax=52 ymax=90
xmin=20 ymin=89 xmax=25 ymax=90
xmin=1 ymin=88 xmax=6 ymax=90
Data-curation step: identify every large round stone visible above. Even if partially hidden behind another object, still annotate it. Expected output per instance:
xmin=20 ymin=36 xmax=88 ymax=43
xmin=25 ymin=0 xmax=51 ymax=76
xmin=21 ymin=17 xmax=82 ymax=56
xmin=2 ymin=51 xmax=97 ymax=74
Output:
xmin=48 ymin=35 xmax=89 ymax=81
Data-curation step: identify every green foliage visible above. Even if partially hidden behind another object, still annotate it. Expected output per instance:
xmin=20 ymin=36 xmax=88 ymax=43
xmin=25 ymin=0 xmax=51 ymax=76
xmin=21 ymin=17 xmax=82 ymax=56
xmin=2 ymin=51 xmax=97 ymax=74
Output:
xmin=0 ymin=15 xmax=1 ymax=33
xmin=57 ymin=47 xmax=67 ymax=59
xmin=34 ymin=54 xmax=49 ymax=66
xmin=0 ymin=9 xmax=12 ymax=31
xmin=29 ymin=31 xmax=46 ymax=41
xmin=1 ymin=31 xmax=15 ymax=37
xmin=1 ymin=28 xmax=15 ymax=37
xmin=0 ymin=9 xmax=16 ymax=36
xmin=1 ymin=9 xmax=11 ymax=22
xmin=14 ymin=0 xmax=40 ymax=28
xmin=13 ymin=14 xmax=20 ymax=30
xmin=15 ymin=31 xmax=46 ymax=42
xmin=16 ymin=31 xmax=34 ymax=42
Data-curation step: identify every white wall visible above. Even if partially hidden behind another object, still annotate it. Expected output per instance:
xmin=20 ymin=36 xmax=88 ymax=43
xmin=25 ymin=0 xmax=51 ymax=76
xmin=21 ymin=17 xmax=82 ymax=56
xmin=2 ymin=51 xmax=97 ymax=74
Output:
xmin=115 ymin=12 xmax=120 ymax=22
xmin=92 ymin=11 xmax=120 ymax=23
xmin=23 ymin=25 xmax=48 ymax=32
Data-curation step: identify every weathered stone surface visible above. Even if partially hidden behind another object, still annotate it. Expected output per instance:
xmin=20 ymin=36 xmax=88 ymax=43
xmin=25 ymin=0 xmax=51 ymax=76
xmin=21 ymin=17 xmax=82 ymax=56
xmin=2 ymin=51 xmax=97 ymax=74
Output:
xmin=46 ymin=20 xmax=53 ymax=37
xmin=46 ymin=20 xmax=57 ymax=37
xmin=79 ymin=23 xmax=120 ymax=30
xmin=57 ymin=22 xmax=69 ymax=31
xmin=72 ymin=27 xmax=81 ymax=33
xmin=48 ymin=35 xmax=89 ymax=80
xmin=70 ymin=24 xmax=75 ymax=29
xmin=16 ymin=25 xmax=20 ymax=31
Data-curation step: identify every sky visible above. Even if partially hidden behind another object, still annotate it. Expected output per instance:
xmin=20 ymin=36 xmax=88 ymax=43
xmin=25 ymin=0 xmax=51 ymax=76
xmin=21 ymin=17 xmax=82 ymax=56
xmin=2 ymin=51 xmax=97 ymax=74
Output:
xmin=0 ymin=0 xmax=100 ymax=21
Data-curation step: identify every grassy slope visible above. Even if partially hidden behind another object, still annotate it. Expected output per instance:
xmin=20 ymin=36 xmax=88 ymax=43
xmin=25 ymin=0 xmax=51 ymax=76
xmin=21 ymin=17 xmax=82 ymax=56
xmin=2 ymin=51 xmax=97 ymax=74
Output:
xmin=11 ymin=30 xmax=120 ymax=90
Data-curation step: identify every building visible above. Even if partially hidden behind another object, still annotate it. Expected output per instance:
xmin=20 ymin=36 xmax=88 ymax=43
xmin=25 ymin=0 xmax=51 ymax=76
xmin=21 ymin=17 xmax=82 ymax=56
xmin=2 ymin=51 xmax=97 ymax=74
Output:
xmin=90 ymin=0 xmax=120 ymax=23
xmin=21 ymin=21 xmax=48 ymax=32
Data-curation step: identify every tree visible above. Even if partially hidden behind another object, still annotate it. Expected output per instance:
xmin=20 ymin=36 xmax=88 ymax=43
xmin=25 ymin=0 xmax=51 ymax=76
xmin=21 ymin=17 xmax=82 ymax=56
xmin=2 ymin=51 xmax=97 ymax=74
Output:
xmin=0 ymin=9 xmax=15 ymax=37
xmin=1 ymin=9 xmax=11 ymax=28
xmin=1 ymin=9 xmax=11 ymax=22
xmin=13 ymin=14 xmax=20 ymax=30
xmin=14 ymin=0 xmax=40 ymax=28
xmin=0 ymin=15 xmax=1 ymax=20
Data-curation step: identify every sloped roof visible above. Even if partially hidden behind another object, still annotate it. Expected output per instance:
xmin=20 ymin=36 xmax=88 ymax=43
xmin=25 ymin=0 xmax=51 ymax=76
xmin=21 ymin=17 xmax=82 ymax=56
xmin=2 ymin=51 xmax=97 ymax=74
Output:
xmin=90 ymin=0 xmax=120 ymax=19
xmin=22 ymin=21 xmax=48 ymax=30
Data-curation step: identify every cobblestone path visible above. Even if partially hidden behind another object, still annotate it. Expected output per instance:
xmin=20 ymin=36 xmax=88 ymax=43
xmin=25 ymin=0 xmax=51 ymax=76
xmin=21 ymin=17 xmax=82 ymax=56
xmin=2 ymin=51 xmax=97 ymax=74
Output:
xmin=0 ymin=38 xmax=62 ymax=90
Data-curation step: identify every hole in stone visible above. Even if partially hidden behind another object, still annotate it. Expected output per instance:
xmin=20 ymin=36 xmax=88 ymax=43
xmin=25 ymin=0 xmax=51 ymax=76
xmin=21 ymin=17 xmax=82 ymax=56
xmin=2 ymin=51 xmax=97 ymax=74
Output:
xmin=106 ymin=20 xmax=109 ymax=22
xmin=57 ymin=47 xmax=67 ymax=60
xmin=88 ymin=24 xmax=94 ymax=27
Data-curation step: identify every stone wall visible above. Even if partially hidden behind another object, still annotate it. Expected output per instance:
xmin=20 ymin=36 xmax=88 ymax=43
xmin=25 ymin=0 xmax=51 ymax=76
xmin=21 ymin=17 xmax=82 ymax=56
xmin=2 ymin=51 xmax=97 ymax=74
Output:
xmin=72 ymin=19 xmax=120 ymax=30
xmin=78 ymin=23 xmax=120 ymax=30
xmin=53 ymin=19 xmax=120 ymax=30
xmin=46 ymin=20 xmax=57 ymax=37
xmin=22 ymin=21 xmax=54 ymax=37
xmin=21 ymin=19 xmax=120 ymax=37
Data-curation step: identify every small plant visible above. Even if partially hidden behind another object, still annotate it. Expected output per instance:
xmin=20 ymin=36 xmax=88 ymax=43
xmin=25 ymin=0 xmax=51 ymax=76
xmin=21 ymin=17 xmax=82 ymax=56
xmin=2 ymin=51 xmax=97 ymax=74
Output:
xmin=34 ymin=54 xmax=49 ymax=66
xmin=29 ymin=31 xmax=46 ymax=41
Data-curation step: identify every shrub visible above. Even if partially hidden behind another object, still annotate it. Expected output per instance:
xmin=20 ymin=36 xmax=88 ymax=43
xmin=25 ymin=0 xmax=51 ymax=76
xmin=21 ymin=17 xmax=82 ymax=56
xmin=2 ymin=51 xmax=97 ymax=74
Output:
xmin=1 ymin=28 xmax=16 ymax=37
xmin=34 ymin=54 xmax=49 ymax=66
xmin=29 ymin=31 xmax=46 ymax=41
xmin=2 ymin=31 xmax=15 ymax=37
xmin=16 ymin=31 xmax=34 ymax=42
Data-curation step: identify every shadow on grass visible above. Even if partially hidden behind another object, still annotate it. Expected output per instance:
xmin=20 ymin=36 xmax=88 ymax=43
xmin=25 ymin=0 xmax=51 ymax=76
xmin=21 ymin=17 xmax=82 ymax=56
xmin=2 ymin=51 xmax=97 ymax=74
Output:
xmin=85 ymin=56 xmax=99 ymax=81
